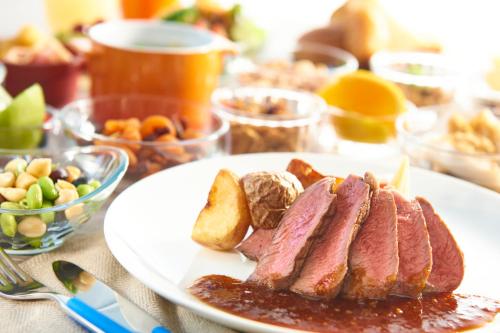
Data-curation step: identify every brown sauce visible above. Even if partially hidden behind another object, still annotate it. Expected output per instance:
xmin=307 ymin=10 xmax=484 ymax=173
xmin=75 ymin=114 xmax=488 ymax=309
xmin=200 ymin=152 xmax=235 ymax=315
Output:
xmin=189 ymin=275 xmax=500 ymax=333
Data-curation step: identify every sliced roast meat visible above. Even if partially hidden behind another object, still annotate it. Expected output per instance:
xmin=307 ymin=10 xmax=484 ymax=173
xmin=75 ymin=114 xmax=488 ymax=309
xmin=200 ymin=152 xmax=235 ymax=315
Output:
xmin=237 ymin=228 xmax=274 ymax=261
xmin=363 ymin=171 xmax=379 ymax=192
xmin=247 ymin=177 xmax=337 ymax=289
xmin=290 ymin=175 xmax=371 ymax=299
xmin=391 ymin=191 xmax=432 ymax=298
xmin=417 ymin=196 xmax=464 ymax=293
xmin=342 ymin=189 xmax=399 ymax=299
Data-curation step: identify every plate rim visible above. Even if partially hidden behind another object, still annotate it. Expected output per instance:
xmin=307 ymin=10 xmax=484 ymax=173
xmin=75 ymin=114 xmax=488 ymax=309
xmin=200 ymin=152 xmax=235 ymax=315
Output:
xmin=104 ymin=152 xmax=500 ymax=332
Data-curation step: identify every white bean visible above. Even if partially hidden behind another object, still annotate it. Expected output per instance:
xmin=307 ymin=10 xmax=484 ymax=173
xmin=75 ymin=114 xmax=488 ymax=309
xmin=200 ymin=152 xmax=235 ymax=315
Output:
xmin=0 ymin=172 xmax=15 ymax=188
xmin=26 ymin=158 xmax=52 ymax=178
xmin=15 ymin=172 xmax=38 ymax=190
xmin=18 ymin=216 xmax=47 ymax=238
xmin=55 ymin=189 xmax=78 ymax=205
xmin=0 ymin=187 xmax=27 ymax=202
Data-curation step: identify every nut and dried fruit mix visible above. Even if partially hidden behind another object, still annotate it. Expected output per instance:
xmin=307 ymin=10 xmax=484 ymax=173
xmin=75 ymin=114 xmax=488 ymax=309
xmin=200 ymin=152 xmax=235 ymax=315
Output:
xmin=220 ymin=96 xmax=314 ymax=154
xmin=95 ymin=115 xmax=207 ymax=179
xmin=238 ymin=59 xmax=330 ymax=92
xmin=391 ymin=63 xmax=454 ymax=107
xmin=446 ymin=109 xmax=500 ymax=154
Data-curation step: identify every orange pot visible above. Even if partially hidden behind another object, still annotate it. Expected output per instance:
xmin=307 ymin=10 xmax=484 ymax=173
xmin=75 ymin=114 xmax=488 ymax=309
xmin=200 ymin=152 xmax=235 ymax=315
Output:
xmin=86 ymin=20 xmax=236 ymax=128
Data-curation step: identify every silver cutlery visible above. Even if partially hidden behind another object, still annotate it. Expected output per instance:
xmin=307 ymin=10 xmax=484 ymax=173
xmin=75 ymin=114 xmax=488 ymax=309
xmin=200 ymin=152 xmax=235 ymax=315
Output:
xmin=53 ymin=260 xmax=170 ymax=333
xmin=0 ymin=248 xmax=130 ymax=332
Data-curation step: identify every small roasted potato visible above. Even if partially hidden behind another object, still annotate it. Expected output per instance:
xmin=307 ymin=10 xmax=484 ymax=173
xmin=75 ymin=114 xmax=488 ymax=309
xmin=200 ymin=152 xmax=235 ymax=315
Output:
xmin=286 ymin=158 xmax=326 ymax=188
xmin=192 ymin=169 xmax=251 ymax=251
xmin=242 ymin=171 xmax=303 ymax=229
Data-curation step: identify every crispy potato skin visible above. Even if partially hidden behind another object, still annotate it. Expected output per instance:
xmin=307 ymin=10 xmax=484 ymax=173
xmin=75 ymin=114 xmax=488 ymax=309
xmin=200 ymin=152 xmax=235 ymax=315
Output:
xmin=192 ymin=169 xmax=251 ymax=251
xmin=242 ymin=171 xmax=303 ymax=229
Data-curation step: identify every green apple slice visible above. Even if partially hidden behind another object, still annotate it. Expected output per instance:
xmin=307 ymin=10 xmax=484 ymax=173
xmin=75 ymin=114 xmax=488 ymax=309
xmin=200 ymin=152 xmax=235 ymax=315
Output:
xmin=0 ymin=85 xmax=12 ymax=107
xmin=0 ymin=86 xmax=12 ymax=124
xmin=0 ymin=84 xmax=46 ymax=149
xmin=3 ymin=83 xmax=45 ymax=127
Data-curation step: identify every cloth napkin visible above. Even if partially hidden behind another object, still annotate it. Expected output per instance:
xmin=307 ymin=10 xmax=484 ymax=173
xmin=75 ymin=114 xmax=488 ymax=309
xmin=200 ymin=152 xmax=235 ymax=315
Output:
xmin=0 ymin=221 xmax=237 ymax=333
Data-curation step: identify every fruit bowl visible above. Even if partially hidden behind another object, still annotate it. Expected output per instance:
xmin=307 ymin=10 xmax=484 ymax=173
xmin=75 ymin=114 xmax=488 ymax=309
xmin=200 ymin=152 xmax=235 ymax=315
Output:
xmin=0 ymin=146 xmax=127 ymax=254
xmin=3 ymin=57 xmax=84 ymax=108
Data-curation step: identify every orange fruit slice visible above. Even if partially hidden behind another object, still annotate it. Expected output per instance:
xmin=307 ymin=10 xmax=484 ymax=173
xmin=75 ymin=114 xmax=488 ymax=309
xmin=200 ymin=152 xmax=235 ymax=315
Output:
xmin=319 ymin=70 xmax=407 ymax=143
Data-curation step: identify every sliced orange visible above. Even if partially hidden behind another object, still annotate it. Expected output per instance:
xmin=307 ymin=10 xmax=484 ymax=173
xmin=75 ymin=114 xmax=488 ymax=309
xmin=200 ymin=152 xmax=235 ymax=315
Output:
xmin=319 ymin=70 xmax=406 ymax=116
xmin=319 ymin=70 xmax=407 ymax=143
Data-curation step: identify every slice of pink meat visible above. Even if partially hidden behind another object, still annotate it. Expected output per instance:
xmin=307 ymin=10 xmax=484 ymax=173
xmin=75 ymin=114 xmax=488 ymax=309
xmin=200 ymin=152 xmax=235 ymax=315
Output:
xmin=237 ymin=228 xmax=274 ymax=261
xmin=247 ymin=177 xmax=337 ymax=289
xmin=290 ymin=175 xmax=371 ymax=299
xmin=391 ymin=191 xmax=432 ymax=298
xmin=342 ymin=189 xmax=399 ymax=299
xmin=417 ymin=196 xmax=464 ymax=293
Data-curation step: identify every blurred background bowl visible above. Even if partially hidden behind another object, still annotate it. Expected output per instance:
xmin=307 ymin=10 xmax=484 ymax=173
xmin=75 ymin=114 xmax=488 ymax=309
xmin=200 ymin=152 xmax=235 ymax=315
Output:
xmin=397 ymin=104 xmax=500 ymax=192
xmin=0 ymin=145 xmax=128 ymax=254
xmin=326 ymin=101 xmax=416 ymax=144
xmin=370 ymin=51 xmax=458 ymax=107
xmin=223 ymin=43 xmax=358 ymax=92
xmin=212 ymin=86 xmax=325 ymax=154
xmin=293 ymin=42 xmax=358 ymax=76
xmin=60 ymin=94 xmax=229 ymax=182
xmin=3 ymin=57 xmax=83 ymax=108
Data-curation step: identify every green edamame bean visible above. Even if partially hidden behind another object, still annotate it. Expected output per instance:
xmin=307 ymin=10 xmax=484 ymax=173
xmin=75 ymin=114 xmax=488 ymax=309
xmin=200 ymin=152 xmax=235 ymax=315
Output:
xmin=88 ymin=180 xmax=101 ymax=189
xmin=0 ymin=214 xmax=17 ymax=237
xmin=77 ymin=184 xmax=94 ymax=198
xmin=40 ymin=200 xmax=55 ymax=224
xmin=1 ymin=202 xmax=22 ymax=210
xmin=19 ymin=199 xmax=29 ymax=209
xmin=27 ymin=237 xmax=42 ymax=248
xmin=27 ymin=184 xmax=43 ymax=209
xmin=0 ymin=202 xmax=24 ymax=218
xmin=38 ymin=176 xmax=59 ymax=201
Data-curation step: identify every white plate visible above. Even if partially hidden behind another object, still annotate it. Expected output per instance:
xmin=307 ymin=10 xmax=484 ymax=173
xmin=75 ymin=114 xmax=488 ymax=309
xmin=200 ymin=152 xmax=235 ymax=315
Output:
xmin=104 ymin=153 xmax=500 ymax=333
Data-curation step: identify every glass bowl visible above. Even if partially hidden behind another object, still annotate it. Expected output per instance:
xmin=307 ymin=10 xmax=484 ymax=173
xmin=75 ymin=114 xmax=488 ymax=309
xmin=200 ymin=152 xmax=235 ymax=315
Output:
xmin=320 ymin=103 xmax=415 ymax=159
xmin=463 ymin=62 xmax=500 ymax=117
xmin=370 ymin=52 xmax=458 ymax=107
xmin=293 ymin=42 xmax=359 ymax=77
xmin=397 ymin=105 xmax=500 ymax=192
xmin=224 ymin=43 xmax=358 ymax=92
xmin=212 ymin=87 xmax=325 ymax=154
xmin=60 ymin=95 xmax=229 ymax=181
xmin=0 ymin=108 xmax=69 ymax=152
xmin=0 ymin=145 xmax=128 ymax=254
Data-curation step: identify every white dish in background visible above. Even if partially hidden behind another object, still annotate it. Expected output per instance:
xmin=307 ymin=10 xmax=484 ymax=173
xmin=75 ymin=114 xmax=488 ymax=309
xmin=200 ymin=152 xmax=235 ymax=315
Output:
xmin=104 ymin=153 xmax=500 ymax=333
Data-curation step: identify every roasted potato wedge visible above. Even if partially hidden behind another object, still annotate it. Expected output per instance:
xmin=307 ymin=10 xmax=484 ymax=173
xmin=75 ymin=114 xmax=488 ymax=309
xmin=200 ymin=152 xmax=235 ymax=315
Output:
xmin=286 ymin=159 xmax=326 ymax=188
xmin=192 ymin=169 xmax=251 ymax=251
xmin=242 ymin=171 xmax=303 ymax=229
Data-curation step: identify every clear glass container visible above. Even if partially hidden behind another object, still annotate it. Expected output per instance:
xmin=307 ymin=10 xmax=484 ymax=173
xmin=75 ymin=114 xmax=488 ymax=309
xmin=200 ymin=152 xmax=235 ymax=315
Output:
xmin=224 ymin=43 xmax=358 ymax=92
xmin=370 ymin=52 xmax=458 ymax=107
xmin=397 ymin=105 xmax=500 ymax=192
xmin=0 ymin=108 xmax=70 ymax=152
xmin=61 ymin=95 xmax=230 ymax=181
xmin=0 ymin=146 xmax=127 ymax=254
xmin=212 ymin=87 xmax=326 ymax=154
